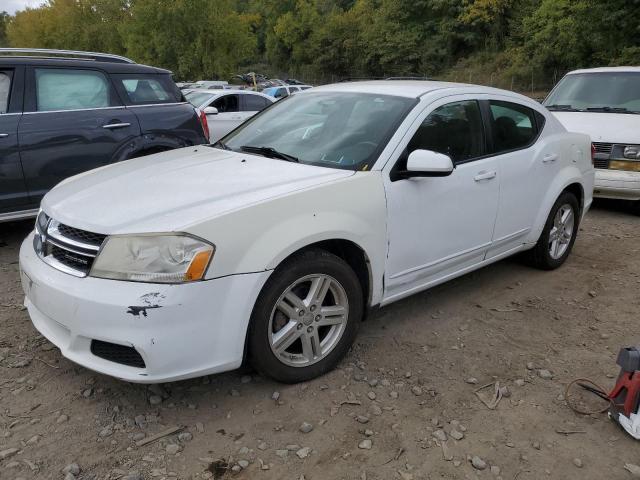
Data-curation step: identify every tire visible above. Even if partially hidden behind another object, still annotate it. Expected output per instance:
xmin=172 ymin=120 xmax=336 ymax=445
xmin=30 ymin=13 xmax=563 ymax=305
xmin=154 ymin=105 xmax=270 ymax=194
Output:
xmin=525 ymin=192 xmax=580 ymax=270
xmin=248 ymin=249 xmax=363 ymax=383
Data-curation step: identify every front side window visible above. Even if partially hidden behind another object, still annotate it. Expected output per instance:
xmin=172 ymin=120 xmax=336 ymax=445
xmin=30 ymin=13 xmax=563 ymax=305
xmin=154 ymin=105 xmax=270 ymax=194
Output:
xmin=114 ymin=74 xmax=182 ymax=105
xmin=545 ymin=72 xmax=640 ymax=113
xmin=0 ymin=71 xmax=11 ymax=114
xmin=212 ymin=95 xmax=239 ymax=113
xmin=223 ymin=91 xmax=415 ymax=171
xmin=407 ymin=100 xmax=484 ymax=163
xmin=489 ymin=100 xmax=538 ymax=154
xmin=35 ymin=68 xmax=113 ymax=112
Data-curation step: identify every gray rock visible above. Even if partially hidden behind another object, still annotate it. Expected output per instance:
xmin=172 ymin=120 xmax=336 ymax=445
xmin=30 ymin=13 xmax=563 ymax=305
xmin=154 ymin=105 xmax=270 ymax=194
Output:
xmin=471 ymin=456 xmax=487 ymax=470
xmin=148 ymin=394 xmax=162 ymax=405
xmin=25 ymin=435 xmax=40 ymax=445
xmin=132 ymin=433 xmax=145 ymax=442
xmin=514 ymin=379 xmax=525 ymax=387
xmin=64 ymin=473 xmax=76 ymax=480
xmin=432 ymin=429 xmax=447 ymax=442
xmin=368 ymin=379 xmax=379 ymax=387
xmin=538 ymin=369 xmax=553 ymax=380
xmin=490 ymin=465 xmax=501 ymax=475
xmin=166 ymin=444 xmax=181 ymax=455
xmin=370 ymin=404 xmax=382 ymax=416
xmin=526 ymin=361 xmax=535 ymax=370
xmin=573 ymin=458 xmax=583 ymax=468
xmin=466 ymin=377 xmax=478 ymax=385
xmin=178 ymin=432 xmax=193 ymax=442
xmin=356 ymin=415 xmax=370 ymax=424
xmin=238 ymin=459 xmax=249 ymax=469
xmin=389 ymin=391 xmax=399 ymax=399
xmin=411 ymin=386 xmax=423 ymax=396
xmin=56 ymin=414 xmax=69 ymax=424
xmin=257 ymin=441 xmax=268 ymax=450
xmin=367 ymin=391 xmax=377 ymax=400
xmin=450 ymin=429 xmax=464 ymax=441
xmin=62 ymin=463 xmax=81 ymax=476
xmin=231 ymin=465 xmax=242 ymax=474
xmin=99 ymin=425 xmax=113 ymax=437
xmin=123 ymin=472 xmax=143 ymax=480
xmin=275 ymin=449 xmax=289 ymax=459
xmin=358 ymin=439 xmax=372 ymax=450
xmin=272 ymin=391 xmax=280 ymax=401
xmin=296 ymin=447 xmax=311 ymax=459
xmin=81 ymin=388 xmax=93 ymax=398
xmin=195 ymin=422 xmax=204 ymax=433
xmin=286 ymin=444 xmax=301 ymax=451
xmin=299 ymin=422 xmax=314 ymax=433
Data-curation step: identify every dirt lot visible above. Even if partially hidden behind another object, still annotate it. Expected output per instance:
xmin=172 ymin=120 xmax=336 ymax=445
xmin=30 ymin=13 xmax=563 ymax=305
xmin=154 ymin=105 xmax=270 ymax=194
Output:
xmin=1 ymin=201 xmax=639 ymax=480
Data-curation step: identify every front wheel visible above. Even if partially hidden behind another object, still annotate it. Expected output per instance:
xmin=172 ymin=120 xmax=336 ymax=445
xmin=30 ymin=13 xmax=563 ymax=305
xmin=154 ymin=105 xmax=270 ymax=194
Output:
xmin=525 ymin=192 xmax=580 ymax=270
xmin=248 ymin=249 xmax=363 ymax=383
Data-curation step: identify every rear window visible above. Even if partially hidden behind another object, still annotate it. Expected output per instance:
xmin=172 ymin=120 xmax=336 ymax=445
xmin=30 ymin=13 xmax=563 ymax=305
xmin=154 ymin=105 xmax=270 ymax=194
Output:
xmin=185 ymin=91 xmax=214 ymax=108
xmin=113 ymin=74 xmax=182 ymax=105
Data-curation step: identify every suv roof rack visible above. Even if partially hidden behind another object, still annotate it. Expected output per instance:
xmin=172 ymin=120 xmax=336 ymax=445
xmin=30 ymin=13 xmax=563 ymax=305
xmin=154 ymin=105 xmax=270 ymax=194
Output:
xmin=0 ymin=48 xmax=135 ymax=64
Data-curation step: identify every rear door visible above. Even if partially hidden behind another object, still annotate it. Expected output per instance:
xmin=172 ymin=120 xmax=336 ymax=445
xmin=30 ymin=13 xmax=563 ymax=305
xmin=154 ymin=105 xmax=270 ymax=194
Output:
xmin=19 ymin=66 xmax=140 ymax=204
xmin=0 ymin=66 xmax=30 ymax=215
xmin=483 ymin=98 xmax=553 ymax=258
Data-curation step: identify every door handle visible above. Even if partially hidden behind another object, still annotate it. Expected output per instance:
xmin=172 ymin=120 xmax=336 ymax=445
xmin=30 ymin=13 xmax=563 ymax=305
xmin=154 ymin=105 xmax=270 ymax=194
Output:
xmin=543 ymin=153 xmax=559 ymax=163
xmin=102 ymin=122 xmax=131 ymax=129
xmin=474 ymin=170 xmax=497 ymax=182
xmin=0 ymin=133 xmax=8 ymax=138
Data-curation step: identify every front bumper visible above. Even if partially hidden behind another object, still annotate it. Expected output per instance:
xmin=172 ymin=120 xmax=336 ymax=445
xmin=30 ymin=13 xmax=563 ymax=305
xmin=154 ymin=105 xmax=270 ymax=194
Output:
xmin=594 ymin=169 xmax=640 ymax=201
xmin=19 ymin=232 xmax=271 ymax=383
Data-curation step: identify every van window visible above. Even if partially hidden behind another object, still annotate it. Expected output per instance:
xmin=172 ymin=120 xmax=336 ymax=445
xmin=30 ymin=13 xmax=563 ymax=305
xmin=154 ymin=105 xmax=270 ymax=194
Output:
xmin=36 ymin=68 xmax=113 ymax=111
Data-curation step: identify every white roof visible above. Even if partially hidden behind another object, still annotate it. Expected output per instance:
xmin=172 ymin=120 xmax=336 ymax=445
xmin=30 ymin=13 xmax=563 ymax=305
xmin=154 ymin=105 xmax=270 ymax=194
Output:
xmin=190 ymin=89 xmax=265 ymax=96
xmin=312 ymin=80 xmax=517 ymax=99
xmin=567 ymin=66 xmax=640 ymax=75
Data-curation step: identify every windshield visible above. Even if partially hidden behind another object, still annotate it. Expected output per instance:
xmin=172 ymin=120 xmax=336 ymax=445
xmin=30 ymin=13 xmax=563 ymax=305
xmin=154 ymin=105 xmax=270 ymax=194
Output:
xmin=185 ymin=91 xmax=213 ymax=107
xmin=545 ymin=72 xmax=640 ymax=113
xmin=222 ymin=91 xmax=416 ymax=170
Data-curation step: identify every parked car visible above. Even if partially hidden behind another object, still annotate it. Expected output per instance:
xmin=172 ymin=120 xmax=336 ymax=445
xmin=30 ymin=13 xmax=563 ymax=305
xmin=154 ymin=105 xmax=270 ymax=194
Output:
xmin=193 ymin=80 xmax=230 ymax=90
xmin=19 ymin=81 xmax=593 ymax=384
xmin=262 ymin=85 xmax=312 ymax=100
xmin=185 ymin=89 xmax=274 ymax=141
xmin=544 ymin=67 xmax=640 ymax=208
xmin=0 ymin=48 xmax=208 ymax=222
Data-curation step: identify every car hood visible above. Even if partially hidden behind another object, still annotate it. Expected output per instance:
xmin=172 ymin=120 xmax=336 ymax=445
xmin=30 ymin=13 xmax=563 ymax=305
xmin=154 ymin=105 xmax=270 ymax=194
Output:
xmin=42 ymin=146 xmax=354 ymax=234
xmin=550 ymin=111 xmax=640 ymax=144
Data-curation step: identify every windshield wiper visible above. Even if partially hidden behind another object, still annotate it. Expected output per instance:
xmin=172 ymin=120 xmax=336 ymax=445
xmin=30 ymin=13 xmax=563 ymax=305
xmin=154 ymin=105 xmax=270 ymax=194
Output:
xmin=585 ymin=106 xmax=639 ymax=114
xmin=240 ymin=145 xmax=299 ymax=163
xmin=545 ymin=104 xmax=582 ymax=112
xmin=210 ymin=140 xmax=231 ymax=150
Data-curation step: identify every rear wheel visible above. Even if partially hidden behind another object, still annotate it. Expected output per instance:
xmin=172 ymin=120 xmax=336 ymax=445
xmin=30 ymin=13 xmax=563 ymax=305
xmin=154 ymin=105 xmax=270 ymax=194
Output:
xmin=525 ymin=192 xmax=580 ymax=270
xmin=248 ymin=249 xmax=362 ymax=383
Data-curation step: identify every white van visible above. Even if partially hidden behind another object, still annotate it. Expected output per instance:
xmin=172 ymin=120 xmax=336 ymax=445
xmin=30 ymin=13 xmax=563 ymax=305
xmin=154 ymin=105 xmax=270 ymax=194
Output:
xmin=544 ymin=67 xmax=640 ymax=208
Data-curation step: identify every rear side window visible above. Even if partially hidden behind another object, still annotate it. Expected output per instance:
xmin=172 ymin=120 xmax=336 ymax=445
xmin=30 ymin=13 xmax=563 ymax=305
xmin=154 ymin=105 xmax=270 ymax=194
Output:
xmin=0 ymin=71 xmax=11 ymax=114
xmin=35 ymin=68 xmax=113 ymax=112
xmin=489 ymin=100 xmax=539 ymax=154
xmin=289 ymin=87 xmax=300 ymax=92
xmin=275 ymin=88 xmax=288 ymax=99
xmin=408 ymin=100 xmax=485 ymax=164
xmin=114 ymin=74 xmax=182 ymax=105
xmin=242 ymin=95 xmax=270 ymax=112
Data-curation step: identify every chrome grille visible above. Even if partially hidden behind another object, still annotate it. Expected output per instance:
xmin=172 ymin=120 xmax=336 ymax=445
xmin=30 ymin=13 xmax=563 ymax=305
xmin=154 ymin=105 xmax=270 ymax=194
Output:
xmin=593 ymin=142 xmax=613 ymax=154
xmin=34 ymin=213 xmax=105 ymax=277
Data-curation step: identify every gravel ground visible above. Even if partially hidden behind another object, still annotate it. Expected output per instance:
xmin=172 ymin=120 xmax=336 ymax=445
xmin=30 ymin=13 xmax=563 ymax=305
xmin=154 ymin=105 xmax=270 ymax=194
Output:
xmin=1 ymin=200 xmax=639 ymax=480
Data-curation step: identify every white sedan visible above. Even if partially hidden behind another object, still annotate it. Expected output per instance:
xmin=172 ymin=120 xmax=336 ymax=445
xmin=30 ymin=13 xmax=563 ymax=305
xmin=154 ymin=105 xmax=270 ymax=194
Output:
xmin=19 ymin=81 xmax=593 ymax=384
xmin=185 ymin=89 xmax=274 ymax=142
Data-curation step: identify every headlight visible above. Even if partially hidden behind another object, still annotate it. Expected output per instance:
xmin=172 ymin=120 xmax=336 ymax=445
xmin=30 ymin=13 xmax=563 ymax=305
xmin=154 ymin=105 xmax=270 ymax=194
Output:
xmin=90 ymin=234 xmax=214 ymax=283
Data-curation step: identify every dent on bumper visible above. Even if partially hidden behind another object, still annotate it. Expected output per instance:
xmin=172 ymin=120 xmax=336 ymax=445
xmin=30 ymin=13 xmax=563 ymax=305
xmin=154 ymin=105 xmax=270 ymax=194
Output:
xmin=594 ymin=169 xmax=640 ymax=200
xmin=19 ymin=232 xmax=271 ymax=383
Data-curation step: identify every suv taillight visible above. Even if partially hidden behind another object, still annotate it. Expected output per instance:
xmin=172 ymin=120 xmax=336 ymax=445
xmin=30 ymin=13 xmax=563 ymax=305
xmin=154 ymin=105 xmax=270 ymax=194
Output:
xmin=591 ymin=143 xmax=596 ymax=166
xmin=199 ymin=109 xmax=210 ymax=143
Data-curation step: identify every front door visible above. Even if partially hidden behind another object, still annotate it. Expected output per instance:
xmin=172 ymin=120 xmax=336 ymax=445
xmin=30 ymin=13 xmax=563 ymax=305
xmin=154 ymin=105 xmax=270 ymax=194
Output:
xmin=19 ymin=67 xmax=140 ymax=204
xmin=383 ymin=98 xmax=500 ymax=302
xmin=0 ymin=66 xmax=30 ymax=215
xmin=208 ymin=94 xmax=242 ymax=141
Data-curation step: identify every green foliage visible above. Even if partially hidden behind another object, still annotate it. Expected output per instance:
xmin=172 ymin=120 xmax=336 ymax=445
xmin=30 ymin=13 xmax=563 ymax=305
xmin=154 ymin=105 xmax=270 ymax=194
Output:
xmin=4 ymin=0 xmax=640 ymax=84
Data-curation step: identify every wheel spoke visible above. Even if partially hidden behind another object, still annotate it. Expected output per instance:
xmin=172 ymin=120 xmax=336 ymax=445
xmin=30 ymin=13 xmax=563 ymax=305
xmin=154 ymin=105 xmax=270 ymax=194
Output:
xmin=283 ymin=291 xmax=305 ymax=311
xmin=560 ymin=208 xmax=572 ymax=224
xmin=301 ymin=329 xmax=320 ymax=362
xmin=272 ymin=321 xmax=302 ymax=354
xmin=306 ymin=275 xmax=332 ymax=306
xmin=318 ymin=305 xmax=347 ymax=327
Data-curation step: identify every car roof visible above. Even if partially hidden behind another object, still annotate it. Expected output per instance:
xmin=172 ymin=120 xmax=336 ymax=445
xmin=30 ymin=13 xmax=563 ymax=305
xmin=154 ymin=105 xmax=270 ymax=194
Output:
xmin=193 ymin=88 xmax=268 ymax=96
xmin=0 ymin=56 xmax=171 ymax=74
xmin=312 ymin=80 xmax=526 ymax=100
xmin=566 ymin=66 xmax=640 ymax=75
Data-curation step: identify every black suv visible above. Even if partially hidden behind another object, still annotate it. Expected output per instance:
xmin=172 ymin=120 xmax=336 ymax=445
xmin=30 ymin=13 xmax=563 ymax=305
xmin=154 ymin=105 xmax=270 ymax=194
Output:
xmin=0 ymin=48 xmax=208 ymax=221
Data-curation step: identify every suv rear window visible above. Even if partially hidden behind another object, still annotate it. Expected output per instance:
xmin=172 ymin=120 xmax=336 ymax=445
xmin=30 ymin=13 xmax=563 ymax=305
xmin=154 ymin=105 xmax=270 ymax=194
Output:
xmin=113 ymin=74 xmax=182 ymax=105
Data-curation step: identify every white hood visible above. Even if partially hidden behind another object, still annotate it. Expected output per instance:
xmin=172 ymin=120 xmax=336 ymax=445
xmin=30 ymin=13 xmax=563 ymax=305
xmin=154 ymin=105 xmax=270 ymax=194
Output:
xmin=551 ymin=111 xmax=640 ymax=144
xmin=42 ymin=146 xmax=354 ymax=234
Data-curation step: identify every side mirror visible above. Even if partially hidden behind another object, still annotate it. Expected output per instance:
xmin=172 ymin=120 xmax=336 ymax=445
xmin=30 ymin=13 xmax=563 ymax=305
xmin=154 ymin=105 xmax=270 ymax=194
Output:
xmin=400 ymin=149 xmax=454 ymax=179
xmin=203 ymin=106 xmax=218 ymax=115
